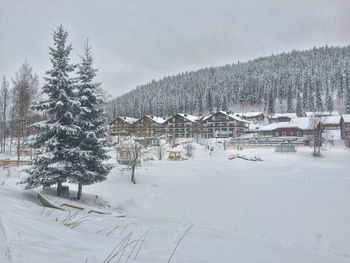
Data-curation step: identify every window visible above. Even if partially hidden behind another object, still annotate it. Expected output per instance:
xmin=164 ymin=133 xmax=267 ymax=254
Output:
xmin=290 ymin=131 xmax=293 ymax=136
xmin=282 ymin=132 xmax=287 ymax=136
xmin=275 ymin=132 xmax=279 ymax=136
xmin=297 ymin=131 xmax=302 ymax=136
xmin=121 ymin=151 xmax=128 ymax=159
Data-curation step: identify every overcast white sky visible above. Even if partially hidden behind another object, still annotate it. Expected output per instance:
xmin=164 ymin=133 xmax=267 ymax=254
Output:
xmin=0 ymin=0 xmax=349 ymax=97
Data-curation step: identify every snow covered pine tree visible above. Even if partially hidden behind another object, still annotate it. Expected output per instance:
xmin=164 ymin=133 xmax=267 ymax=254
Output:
xmin=22 ymin=25 xmax=80 ymax=196
xmin=73 ymin=41 xmax=110 ymax=200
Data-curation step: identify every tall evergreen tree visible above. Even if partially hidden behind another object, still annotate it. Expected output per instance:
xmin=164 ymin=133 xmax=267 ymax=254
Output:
xmin=206 ymin=88 xmax=213 ymax=114
xmin=221 ymin=95 xmax=228 ymax=112
xmin=22 ymin=26 xmax=79 ymax=196
xmin=286 ymin=85 xmax=293 ymax=112
xmin=268 ymin=89 xmax=275 ymax=115
xmin=302 ymin=80 xmax=309 ymax=112
xmin=325 ymin=84 xmax=334 ymax=114
xmin=296 ymin=93 xmax=303 ymax=117
xmin=346 ymin=85 xmax=350 ymax=114
xmin=73 ymin=41 xmax=110 ymax=199
xmin=315 ymin=80 xmax=323 ymax=111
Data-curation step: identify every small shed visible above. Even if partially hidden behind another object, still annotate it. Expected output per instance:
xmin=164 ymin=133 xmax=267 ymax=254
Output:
xmin=168 ymin=150 xmax=183 ymax=161
xmin=115 ymin=140 xmax=142 ymax=165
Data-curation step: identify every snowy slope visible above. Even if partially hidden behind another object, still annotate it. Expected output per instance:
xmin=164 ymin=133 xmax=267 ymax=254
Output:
xmin=1 ymin=143 xmax=350 ymax=262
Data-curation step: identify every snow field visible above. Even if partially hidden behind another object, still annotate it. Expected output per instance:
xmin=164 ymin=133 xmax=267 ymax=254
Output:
xmin=0 ymin=142 xmax=350 ymax=262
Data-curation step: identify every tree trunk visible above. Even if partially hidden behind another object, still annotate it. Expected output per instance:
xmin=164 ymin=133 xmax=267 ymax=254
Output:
xmin=131 ymin=164 xmax=136 ymax=184
xmin=77 ymin=183 xmax=82 ymax=200
xmin=9 ymin=134 xmax=12 ymax=155
xmin=57 ymin=182 xmax=62 ymax=196
xmin=317 ymin=134 xmax=321 ymax=156
xmin=313 ymin=129 xmax=317 ymax=156
xmin=17 ymin=139 xmax=20 ymax=166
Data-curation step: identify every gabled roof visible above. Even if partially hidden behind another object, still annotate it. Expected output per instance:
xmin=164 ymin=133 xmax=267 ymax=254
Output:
xmin=164 ymin=113 xmax=201 ymax=123
xmin=177 ymin=113 xmax=201 ymax=122
xmin=323 ymin=116 xmax=341 ymax=125
xmin=305 ymin=111 xmax=340 ymax=117
xmin=238 ymin=112 xmax=264 ymax=118
xmin=253 ymin=117 xmax=313 ymax=131
xmin=342 ymin=114 xmax=350 ymax=123
xmin=269 ymin=113 xmax=297 ymax=119
xmin=133 ymin=115 xmax=165 ymax=124
xmin=201 ymin=114 xmax=212 ymax=121
xmin=138 ymin=115 xmax=167 ymax=124
xmin=218 ymin=111 xmax=250 ymax=123
xmin=111 ymin=116 xmax=137 ymax=125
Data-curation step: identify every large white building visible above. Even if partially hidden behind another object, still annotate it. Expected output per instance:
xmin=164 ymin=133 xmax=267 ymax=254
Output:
xmin=202 ymin=111 xmax=249 ymax=138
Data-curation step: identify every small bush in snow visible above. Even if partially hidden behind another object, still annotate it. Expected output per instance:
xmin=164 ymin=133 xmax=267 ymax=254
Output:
xmin=184 ymin=143 xmax=195 ymax=158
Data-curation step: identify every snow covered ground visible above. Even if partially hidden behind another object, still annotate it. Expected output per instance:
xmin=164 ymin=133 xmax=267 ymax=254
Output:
xmin=1 ymin=142 xmax=350 ymax=262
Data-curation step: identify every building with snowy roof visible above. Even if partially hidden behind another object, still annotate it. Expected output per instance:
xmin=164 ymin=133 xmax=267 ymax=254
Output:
xmin=341 ymin=114 xmax=350 ymax=141
xmin=237 ymin=112 xmax=265 ymax=123
xmin=202 ymin=111 xmax=249 ymax=138
xmin=133 ymin=115 xmax=167 ymax=138
xmin=252 ymin=117 xmax=314 ymax=137
xmin=164 ymin=113 xmax=202 ymax=139
xmin=109 ymin=116 xmax=138 ymax=136
xmin=268 ymin=113 xmax=297 ymax=123
xmin=305 ymin=111 xmax=340 ymax=117
xmin=322 ymin=116 xmax=341 ymax=130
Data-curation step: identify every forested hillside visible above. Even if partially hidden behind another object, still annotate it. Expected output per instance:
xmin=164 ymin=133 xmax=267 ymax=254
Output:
xmin=111 ymin=45 xmax=350 ymax=119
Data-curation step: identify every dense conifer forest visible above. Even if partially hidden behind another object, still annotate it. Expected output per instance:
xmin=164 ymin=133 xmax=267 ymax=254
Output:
xmin=110 ymin=45 xmax=350 ymax=119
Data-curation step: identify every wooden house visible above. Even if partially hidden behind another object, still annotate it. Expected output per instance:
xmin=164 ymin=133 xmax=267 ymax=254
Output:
xmin=109 ymin=116 xmax=137 ymax=137
xmin=164 ymin=113 xmax=201 ymax=139
xmin=202 ymin=111 xmax=249 ymax=138
xmin=238 ymin=112 xmax=265 ymax=123
xmin=305 ymin=111 xmax=340 ymax=118
xmin=341 ymin=114 xmax=350 ymax=141
xmin=322 ymin=116 xmax=341 ymax=130
xmin=269 ymin=113 xmax=297 ymax=123
xmin=252 ymin=117 xmax=313 ymax=137
xmin=168 ymin=150 xmax=183 ymax=161
xmin=133 ymin=115 xmax=166 ymax=138
xmin=115 ymin=140 xmax=142 ymax=165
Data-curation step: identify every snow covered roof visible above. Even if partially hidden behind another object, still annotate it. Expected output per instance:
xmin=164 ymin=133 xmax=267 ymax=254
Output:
xmin=323 ymin=116 xmax=341 ymax=125
xmin=201 ymin=114 xmax=212 ymax=121
xmin=110 ymin=116 xmax=138 ymax=125
xmin=218 ymin=111 xmax=250 ymax=123
xmin=118 ymin=116 xmax=138 ymax=124
xmin=177 ymin=113 xmax=201 ymax=122
xmin=342 ymin=114 xmax=350 ymax=123
xmin=292 ymin=117 xmax=313 ymax=129
xmin=252 ymin=117 xmax=313 ymax=131
xmin=305 ymin=111 xmax=340 ymax=117
xmin=145 ymin=115 xmax=167 ymax=124
xmin=237 ymin=112 xmax=264 ymax=118
xmin=269 ymin=113 xmax=297 ymax=119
